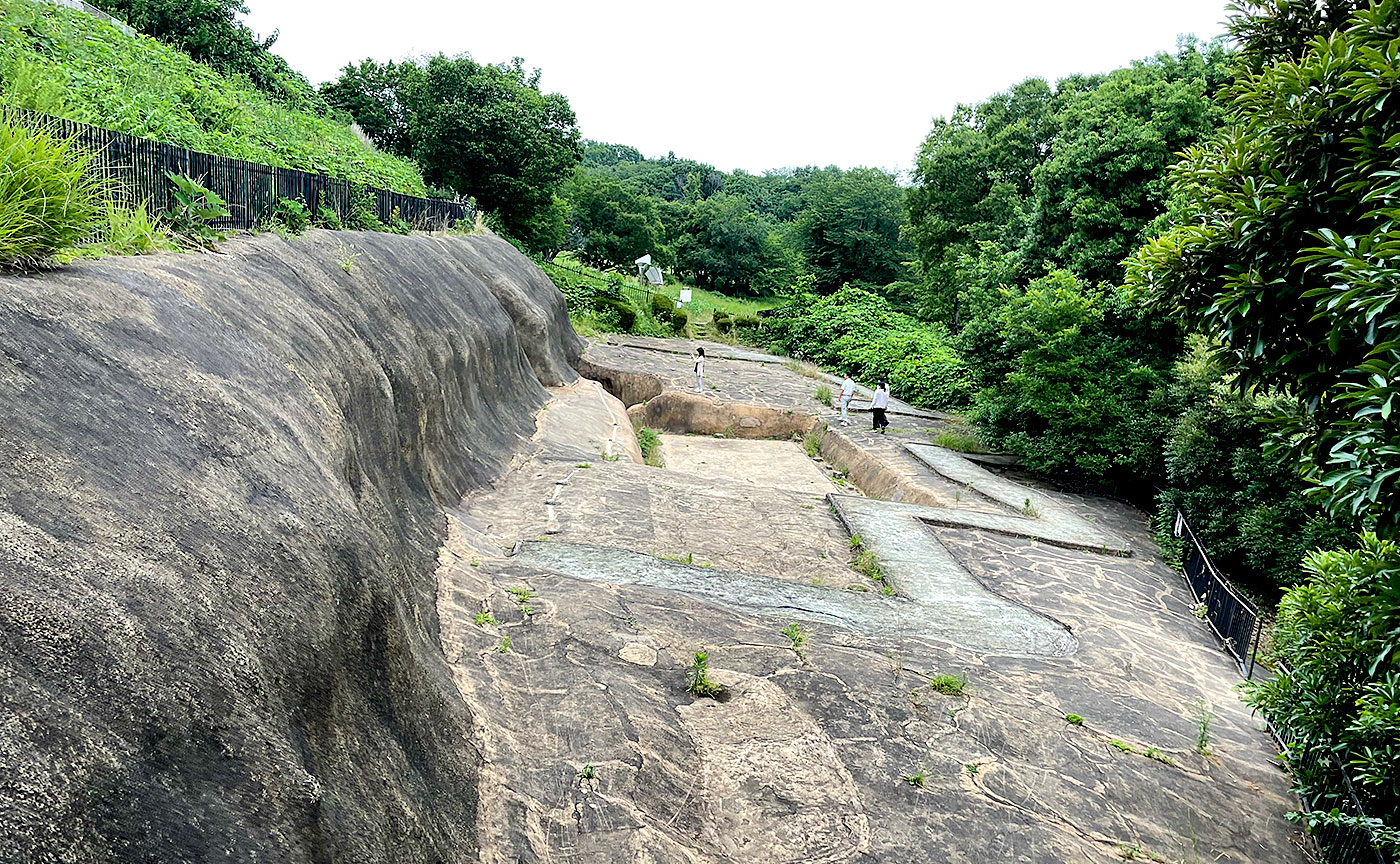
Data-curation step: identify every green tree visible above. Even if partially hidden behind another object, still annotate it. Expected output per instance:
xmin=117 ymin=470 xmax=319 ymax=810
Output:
xmin=972 ymin=271 xmax=1181 ymax=490
xmin=565 ymin=172 xmax=662 ymax=271
xmin=324 ymin=54 xmax=581 ymax=243
xmin=796 ymin=168 xmax=909 ymax=291
xmin=1128 ymin=2 xmax=1400 ymax=530
xmin=1024 ymin=41 xmax=1228 ymax=285
xmin=1129 ymin=2 xmax=1400 ymax=839
xmin=906 ymin=77 xmax=1059 ymax=314
xmin=671 ymin=193 xmax=777 ymax=292
xmin=520 ymin=194 xmax=570 ymax=262
xmin=320 ymin=59 xmax=417 ymax=153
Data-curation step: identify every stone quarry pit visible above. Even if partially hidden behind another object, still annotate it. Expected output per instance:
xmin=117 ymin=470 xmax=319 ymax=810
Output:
xmin=1 ymin=236 xmax=1306 ymax=864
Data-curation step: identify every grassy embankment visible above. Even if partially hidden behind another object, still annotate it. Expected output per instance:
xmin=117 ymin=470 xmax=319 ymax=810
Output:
xmin=544 ymin=252 xmax=780 ymax=340
xmin=0 ymin=0 xmax=427 ymax=193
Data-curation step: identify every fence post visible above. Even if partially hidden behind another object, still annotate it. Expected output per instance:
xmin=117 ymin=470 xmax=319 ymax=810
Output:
xmin=1246 ymin=618 xmax=1262 ymax=679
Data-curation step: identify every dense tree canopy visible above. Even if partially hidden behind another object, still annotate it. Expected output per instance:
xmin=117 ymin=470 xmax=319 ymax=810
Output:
xmin=323 ymin=55 xmax=582 ymax=241
xmin=1130 ymin=0 xmax=1400 ymax=841
xmin=795 ymin=168 xmax=909 ymax=291
xmin=670 ymin=193 xmax=777 ymax=292
xmin=563 ymin=171 xmax=662 ymax=271
xmin=906 ymin=41 xmax=1228 ymax=316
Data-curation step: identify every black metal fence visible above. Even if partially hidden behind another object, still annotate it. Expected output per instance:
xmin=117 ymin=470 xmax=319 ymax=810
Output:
xmin=1171 ymin=511 xmax=1264 ymax=677
xmin=1174 ymin=513 xmax=1391 ymax=864
xmin=1270 ymin=717 xmax=1391 ymax=864
xmin=11 ymin=109 xmax=475 ymax=232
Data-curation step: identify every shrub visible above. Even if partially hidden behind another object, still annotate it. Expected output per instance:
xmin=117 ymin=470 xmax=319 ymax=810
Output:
xmin=1155 ymin=338 xmax=1352 ymax=597
xmin=0 ymin=112 xmax=102 ymax=266
xmin=670 ymin=307 xmax=689 ymax=333
xmin=1244 ymin=535 xmax=1400 ymax=837
xmin=164 ymin=172 xmax=229 ymax=250
xmin=271 ymin=197 xmax=309 ymax=234
xmin=971 ymin=271 xmax=1180 ymax=493
xmin=814 ymin=384 xmax=834 ymax=405
xmin=767 ymin=283 xmax=975 ymax=409
xmin=594 ymin=297 xmax=637 ymax=333
xmin=314 ymin=205 xmax=343 ymax=230
xmin=651 ymin=292 xmax=674 ymax=317
xmin=713 ymin=311 xmax=734 ymax=333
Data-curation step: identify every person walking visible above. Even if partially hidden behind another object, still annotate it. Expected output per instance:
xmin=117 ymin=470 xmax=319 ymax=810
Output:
xmin=839 ymin=373 xmax=856 ymax=425
xmin=693 ymin=347 xmax=706 ymax=393
xmin=871 ymin=379 xmax=890 ymax=433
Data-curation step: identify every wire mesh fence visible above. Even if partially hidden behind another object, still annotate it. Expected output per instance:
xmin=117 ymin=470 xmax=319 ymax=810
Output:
xmin=1171 ymin=511 xmax=1264 ymax=677
xmin=11 ymin=109 xmax=475 ymax=232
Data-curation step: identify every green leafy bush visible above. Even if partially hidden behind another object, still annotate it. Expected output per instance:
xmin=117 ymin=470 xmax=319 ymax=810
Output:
xmin=594 ymin=297 xmax=636 ymax=333
xmin=1244 ymin=534 xmax=1399 ymax=845
xmin=270 ymin=197 xmax=309 ymax=234
xmin=767 ymin=283 xmax=975 ymax=409
xmin=971 ymin=271 xmax=1180 ymax=491
xmin=670 ymin=307 xmax=689 ymax=333
xmin=0 ymin=111 xmax=101 ymax=266
xmin=0 ymin=0 xmax=427 ymax=194
xmin=1155 ymin=339 xmax=1351 ymax=596
xmin=651 ymin=292 xmax=674 ymax=317
xmin=164 ymin=172 xmax=229 ymax=249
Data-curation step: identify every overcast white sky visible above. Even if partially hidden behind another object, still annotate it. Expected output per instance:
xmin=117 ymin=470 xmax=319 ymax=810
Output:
xmin=243 ymin=0 xmax=1233 ymax=175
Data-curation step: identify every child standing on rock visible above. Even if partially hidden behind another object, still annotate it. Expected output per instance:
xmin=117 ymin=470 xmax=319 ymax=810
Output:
xmin=693 ymin=347 xmax=705 ymax=392
xmin=871 ymin=380 xmax=890 ymax=433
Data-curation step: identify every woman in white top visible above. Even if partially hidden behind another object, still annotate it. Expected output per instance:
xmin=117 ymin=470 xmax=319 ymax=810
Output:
xmin=871 ymin=380 xmax=890 ymax=433
xmin=693 ymin=347 xmax=705 ymax=392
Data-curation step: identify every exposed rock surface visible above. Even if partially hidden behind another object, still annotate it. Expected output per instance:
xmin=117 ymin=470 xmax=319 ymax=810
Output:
xmin=0 ymin=231 xmax=580 ymax=863
xmin=439 ymin=337 xmax=1308 ymax=863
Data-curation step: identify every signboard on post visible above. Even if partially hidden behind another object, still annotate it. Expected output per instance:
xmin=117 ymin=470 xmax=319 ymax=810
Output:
xmin=679 ymin=289 xmax=692 ymax=304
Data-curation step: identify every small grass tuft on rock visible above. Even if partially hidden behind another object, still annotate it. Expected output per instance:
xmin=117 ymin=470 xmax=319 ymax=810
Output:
xmin=927 ymin=672 xmax=967 ymax=696
xmin=685 ymin=651 xmax=723 ymax=698
xmin=781 ymin=623 xmax=808 ymax=661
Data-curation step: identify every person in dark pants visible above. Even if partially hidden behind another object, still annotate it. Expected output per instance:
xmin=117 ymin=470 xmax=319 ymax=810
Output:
xmin=871 ymin=379 xmax=890 ymax=433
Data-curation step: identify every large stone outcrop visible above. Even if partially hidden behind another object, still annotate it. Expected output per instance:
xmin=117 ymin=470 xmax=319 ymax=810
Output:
xmin=0 ymin=231 xmax=581 ymax=863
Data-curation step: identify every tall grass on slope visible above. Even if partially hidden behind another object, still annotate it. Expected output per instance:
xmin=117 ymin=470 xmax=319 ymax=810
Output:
xmin=0 ymin=0 xmax=427 ymax=195
xmin=0 ymin=111 xmax=101 ymax=267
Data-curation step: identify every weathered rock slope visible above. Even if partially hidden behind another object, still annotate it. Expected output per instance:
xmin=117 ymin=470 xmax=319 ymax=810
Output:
xmin=0 ymin=231 xmax=582 ymax=863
